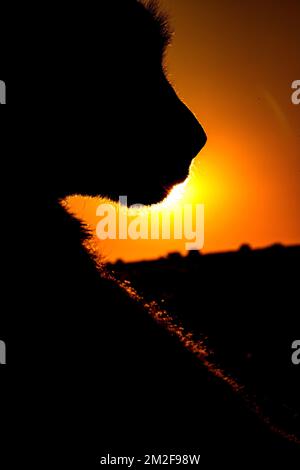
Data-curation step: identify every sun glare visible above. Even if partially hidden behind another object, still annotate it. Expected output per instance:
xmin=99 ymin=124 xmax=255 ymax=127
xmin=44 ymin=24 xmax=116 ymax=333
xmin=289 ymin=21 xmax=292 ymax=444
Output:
xmin=159 ymin=180 xmax=188 ymax=209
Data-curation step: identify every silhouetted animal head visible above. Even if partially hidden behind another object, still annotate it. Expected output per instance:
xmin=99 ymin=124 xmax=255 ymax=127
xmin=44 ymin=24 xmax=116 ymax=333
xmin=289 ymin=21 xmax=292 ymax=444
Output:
xmin=37 ymin=0 xmax=206 ymax=204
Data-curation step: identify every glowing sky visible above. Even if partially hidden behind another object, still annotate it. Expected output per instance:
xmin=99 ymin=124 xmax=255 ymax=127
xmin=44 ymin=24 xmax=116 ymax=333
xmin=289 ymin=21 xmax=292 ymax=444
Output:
xmin=66 ymin=0 xmax=300 ymax=262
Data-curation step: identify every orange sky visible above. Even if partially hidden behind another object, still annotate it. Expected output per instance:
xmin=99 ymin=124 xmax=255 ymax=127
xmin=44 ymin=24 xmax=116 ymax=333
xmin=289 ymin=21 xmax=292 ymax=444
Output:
xmin=66 ymin=0 xmax=300 ymax=262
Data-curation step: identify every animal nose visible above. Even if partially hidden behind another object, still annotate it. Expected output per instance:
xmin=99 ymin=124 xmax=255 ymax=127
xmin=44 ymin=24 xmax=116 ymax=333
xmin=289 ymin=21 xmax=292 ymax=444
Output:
xmin=180 ymin=99 xmax=207 ymax=158
xmin=163 ymin=80 xmax=207 ymax=181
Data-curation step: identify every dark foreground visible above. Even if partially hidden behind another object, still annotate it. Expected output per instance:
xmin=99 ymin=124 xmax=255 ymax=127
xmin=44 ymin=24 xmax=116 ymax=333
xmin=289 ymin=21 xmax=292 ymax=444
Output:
xmin=109 ymin=245 xmax=300 ymax=461
xmin=2 ymin=237 xmax=300 ymax=467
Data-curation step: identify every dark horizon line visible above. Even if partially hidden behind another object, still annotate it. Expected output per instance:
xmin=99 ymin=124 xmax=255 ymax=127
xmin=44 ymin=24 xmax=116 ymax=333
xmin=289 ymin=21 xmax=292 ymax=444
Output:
xmin=109 ymin=242 xmax=300 ymax=265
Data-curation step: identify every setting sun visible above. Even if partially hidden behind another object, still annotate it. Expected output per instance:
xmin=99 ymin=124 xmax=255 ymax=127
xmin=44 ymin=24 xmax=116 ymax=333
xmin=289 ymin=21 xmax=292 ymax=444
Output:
xmin=63 ymin=0 xmax=299 ymax=263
